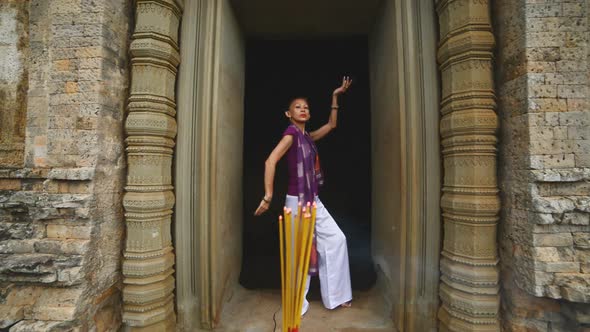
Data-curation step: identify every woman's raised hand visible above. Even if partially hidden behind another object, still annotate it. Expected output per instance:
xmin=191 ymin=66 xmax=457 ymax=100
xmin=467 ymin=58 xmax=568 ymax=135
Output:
xmin=333 ymin=76 xmax=352 ymax=96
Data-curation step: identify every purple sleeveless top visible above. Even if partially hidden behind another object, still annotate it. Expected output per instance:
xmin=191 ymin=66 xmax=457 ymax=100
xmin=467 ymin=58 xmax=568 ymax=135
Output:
xmin=282 ymin=126 xmax=309 ymax=196
xmin=283 ymin=126 xmax=299 ymax=196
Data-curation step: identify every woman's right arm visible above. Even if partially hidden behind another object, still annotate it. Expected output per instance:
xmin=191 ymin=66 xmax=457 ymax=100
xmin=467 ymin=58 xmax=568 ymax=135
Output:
xmin=254 ymin=135 xmax=294 ymax=216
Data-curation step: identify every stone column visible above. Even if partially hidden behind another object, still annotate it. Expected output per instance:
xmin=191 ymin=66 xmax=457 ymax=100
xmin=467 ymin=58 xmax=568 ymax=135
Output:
xmin=436 ymin=0 xmax=501 ymax=331
xmin=123 ymin=1 xmax=182 ymax=330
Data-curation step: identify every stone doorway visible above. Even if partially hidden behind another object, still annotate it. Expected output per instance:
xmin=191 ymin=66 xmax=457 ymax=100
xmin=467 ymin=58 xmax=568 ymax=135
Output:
xmin=123 ymin=0 xmax=500 ymax=331
xmin=173 ymin=0 xmax=441 ymax=330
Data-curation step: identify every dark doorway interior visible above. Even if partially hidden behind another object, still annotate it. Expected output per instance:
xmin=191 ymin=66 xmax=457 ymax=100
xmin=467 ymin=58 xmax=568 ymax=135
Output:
xmin=240 ymin=38 xmax=375 ymax=297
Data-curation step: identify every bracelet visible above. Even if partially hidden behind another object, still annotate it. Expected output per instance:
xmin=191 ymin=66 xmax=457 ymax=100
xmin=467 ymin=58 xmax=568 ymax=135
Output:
xmin=262 ymin=196 xmax=271 ymax=204
xmin=331 ymin=105 xmax=339 ymax=109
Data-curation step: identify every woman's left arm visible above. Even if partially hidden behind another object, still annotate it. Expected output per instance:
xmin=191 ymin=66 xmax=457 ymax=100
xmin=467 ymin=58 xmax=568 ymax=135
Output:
xmin=310 ymin=76 xmax=352 ymax=141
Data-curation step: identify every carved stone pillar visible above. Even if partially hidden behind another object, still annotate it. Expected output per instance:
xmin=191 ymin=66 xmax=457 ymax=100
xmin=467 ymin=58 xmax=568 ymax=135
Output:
xmin=123 ymin=1 xmax=183 ymax=330
xmin=436 ymin=0 xmax=500 ymax=331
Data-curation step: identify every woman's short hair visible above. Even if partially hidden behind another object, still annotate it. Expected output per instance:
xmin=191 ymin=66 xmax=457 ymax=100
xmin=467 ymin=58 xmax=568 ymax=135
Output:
xmin=288 ymin=97 xmax=309 ymax=109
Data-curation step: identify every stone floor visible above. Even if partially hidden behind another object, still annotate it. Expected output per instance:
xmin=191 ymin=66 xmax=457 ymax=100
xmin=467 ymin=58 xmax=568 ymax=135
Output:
xmin=215 ymin=285 xmax=396 ymax=332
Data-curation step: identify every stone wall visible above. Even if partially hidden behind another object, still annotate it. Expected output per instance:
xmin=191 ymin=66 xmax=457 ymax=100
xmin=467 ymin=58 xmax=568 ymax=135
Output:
xmin=0 ymin=0 xmax=130 ymax=330
xmin=494 ymin=0 xmax=590 ymax=330
xmin=0 ymin=0 xmax=28 ymax=168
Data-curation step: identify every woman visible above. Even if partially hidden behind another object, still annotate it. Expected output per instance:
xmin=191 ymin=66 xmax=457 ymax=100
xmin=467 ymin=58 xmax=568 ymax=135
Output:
xmin=254 ymin=76 xmax=353 ymax=316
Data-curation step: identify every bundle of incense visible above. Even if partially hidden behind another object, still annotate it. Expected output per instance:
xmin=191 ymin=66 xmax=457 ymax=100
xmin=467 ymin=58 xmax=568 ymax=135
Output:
xmin=279 ymin=202 xmax=317 ymax=332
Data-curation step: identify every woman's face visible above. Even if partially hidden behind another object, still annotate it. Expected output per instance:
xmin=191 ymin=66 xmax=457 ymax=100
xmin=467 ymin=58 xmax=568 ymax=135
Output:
xmin=286 ymin=99 xmax=310 ymax=123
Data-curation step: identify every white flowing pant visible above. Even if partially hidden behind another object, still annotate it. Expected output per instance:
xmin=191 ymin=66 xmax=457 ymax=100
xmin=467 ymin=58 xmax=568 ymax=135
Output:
xmin=285 ymin=195 xmax=353 ymax=314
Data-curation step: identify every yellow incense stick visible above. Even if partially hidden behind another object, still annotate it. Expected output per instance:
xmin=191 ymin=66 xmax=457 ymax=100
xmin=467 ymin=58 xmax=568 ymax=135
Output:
xmin=279 ymin=203 xmax=317 ymax=331
xmin=297 ymin=207 xmax=309 ymax=321
xmin=285 ymin=208 xmax=292 ymax=331
xmin=294 ymin=202 xmax=303 ymax=311
xmin=289 ymin=216 xmax=301 ymax=327
xmin=281 ymin=207 xmax=291 ymax=331
xmin=298 ymin=202 xmax=313 ymax=310
xmin=296 ymin=212 xmax=311 ymax=326
xmin=279 ymin=215 xmax=285 ymax=332
xmin=296 ymin=207 xmax=316 ymax=328
xmin=294 ymin=210 xmax=311 ymax=328
xmin=296 ymin=202 xmax=302 ymax=253
xmin=293 ymin=206 xmax=301 ymax=307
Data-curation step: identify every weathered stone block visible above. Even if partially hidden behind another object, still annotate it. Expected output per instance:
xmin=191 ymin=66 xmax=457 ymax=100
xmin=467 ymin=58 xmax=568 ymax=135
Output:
xmin=536 ymin=262 xmax=580 ymax=273
xmin=560 ymin=112 xmax=590 ymax=127
xmin=532 ymin=196 xmax=575 ymax=213
xmin=46 ymin=224 xmax=91 ymax=239
xmin=53 ymin=255 xmax=83 ymax=270
xmin=8 ymin=320 xmax=70 ymax=332
xmin=573 ymin=233 xmax=590 ymax=249
xmin=533 ymin=233 xmax=574 ymax=247
xmin=558 ymin=85 xmax=588 ymax=99
xmin=0 ymin=304 xmax=24 ymax=329
xmin=542 ymin=154 xmax=576 ymax=168
xmin=560 ymin=46 xmax=586 ymax=61
xmin=0 ymin=239 xmax=36 ymax=254
xmin=47 ymin=167 xmax=95 ymax=181
xmin=0 ymin=179 xmax=21 ymax=190
xmin=533 ymin=225 xmax=590 ymax=234
xmin=31 ymin=305 xmax=76 ymax=321
xmin=550 ymin=181 xmax=590 ymax=196
xmin=526 ymin=46 xmax=561 ymax=62
xmin=560 ymin=286 xmax=590 ymax=303
xmin=0 ymin=254 xmax=58 ymax=283
xmin=576 ymin=197 xmax=590 ymax=212
xmin=568 ymin=126 xmax=590 ymax=141
xmin=1 ymin=285 xmax=42 ymax=307
xmin=529 ymin=126 xmax=554 ymax=141
xmin=533 ymin=247 xmax=561 ymax=262
xmin=532 ymin=169 xmax=590 ymax=183
xmin=526 ymin=17 xmax=559 ymax=32
xmin=560 ymin=72 xmax=587 ymax=85
xmin=562 ymin=3 xmax=584 ymax=17
xmin=557 ymin=60 xmax=587 ymax=72
xmin=575 ymin=154 xmax=590 ymax=167
xmin=530 ymin=99 xmax=568 ymax=113
xmin=567 ymin=98 xmax=589 ymax=113
xmin=555 ymin=273 xmax=590 ymax=288
xmin=526 ymin=4 xmax=562 ymax=18
xmin=557 ymin=247 xmax=576 ymax=261
xmin=0 ymin=222 xmax=44 ymax=240
xmin=564 ymin=31 xmax=587 ymax=48
xmin=563 ymin=212 xmax=590 ymax=225
xmin=529 ymin=84 xmax=557 ymax=97
xmin=34 ymin=239 xmax=89 ymax=255
xmin=57 ymin=266 xmax=83 ymax=285
xmin=530 ymin=212 xmax=555 ymax=224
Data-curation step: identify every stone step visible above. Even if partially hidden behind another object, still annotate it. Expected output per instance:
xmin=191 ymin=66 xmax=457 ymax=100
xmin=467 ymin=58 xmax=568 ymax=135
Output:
xmin=331 ymin=328 xmax=396 ymax=332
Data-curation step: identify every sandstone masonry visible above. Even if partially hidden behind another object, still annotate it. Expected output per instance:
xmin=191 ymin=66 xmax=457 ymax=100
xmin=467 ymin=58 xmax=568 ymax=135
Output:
xmin=495 ymin=0 xmax=590 ymax=330
xmin=0 ymin=0 xmax=130 ymax=330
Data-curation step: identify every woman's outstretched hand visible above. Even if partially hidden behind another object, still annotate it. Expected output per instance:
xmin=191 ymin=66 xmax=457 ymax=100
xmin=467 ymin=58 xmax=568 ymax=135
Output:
xmin=333 ymin=76 xmax=352 ymax=96
xmin=254 ymin=199 xmax=269 ymax=216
